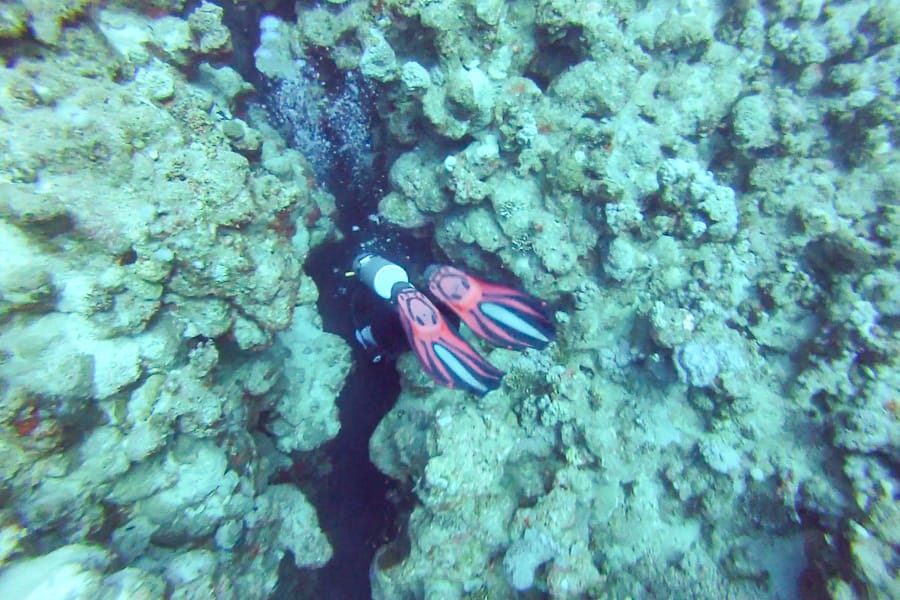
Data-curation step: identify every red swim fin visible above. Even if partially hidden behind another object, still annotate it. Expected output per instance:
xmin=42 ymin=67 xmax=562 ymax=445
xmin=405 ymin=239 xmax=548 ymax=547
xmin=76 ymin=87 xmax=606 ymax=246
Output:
xmin=426 ymin=265 xmax=555 ymax=351
xmin=392 ymin=283 xmax=504 ymax=396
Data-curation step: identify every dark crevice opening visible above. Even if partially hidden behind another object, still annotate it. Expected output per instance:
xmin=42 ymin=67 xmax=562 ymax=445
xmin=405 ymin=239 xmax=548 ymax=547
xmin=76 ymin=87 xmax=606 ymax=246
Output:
xmin=272 ymin=231 xmax=433 ymax=599
xmin=219 ymin=1 xmax=427 ymax=597
xmin=526 ymin=27 xmax=586 ymax=91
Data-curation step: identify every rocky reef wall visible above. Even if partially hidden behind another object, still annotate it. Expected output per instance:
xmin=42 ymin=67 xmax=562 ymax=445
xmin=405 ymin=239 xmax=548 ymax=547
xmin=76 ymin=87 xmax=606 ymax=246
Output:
xmin=0 ymin=1 xmax=897 ymax=599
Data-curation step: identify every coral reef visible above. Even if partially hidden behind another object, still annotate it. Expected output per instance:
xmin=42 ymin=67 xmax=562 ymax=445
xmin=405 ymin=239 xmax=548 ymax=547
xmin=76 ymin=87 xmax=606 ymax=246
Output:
xmin=0 ymin=2 xmax=346 ymax=597
xmin=1 ymin=0 xmax=897 ymax=599
xmin=263 ymin=0 xmax=896 ymax=598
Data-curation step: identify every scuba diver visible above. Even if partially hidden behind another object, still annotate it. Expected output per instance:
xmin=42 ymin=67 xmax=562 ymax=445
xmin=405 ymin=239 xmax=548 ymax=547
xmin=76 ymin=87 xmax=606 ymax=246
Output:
xmin=349 ymin=254 xmax=555 ymax=396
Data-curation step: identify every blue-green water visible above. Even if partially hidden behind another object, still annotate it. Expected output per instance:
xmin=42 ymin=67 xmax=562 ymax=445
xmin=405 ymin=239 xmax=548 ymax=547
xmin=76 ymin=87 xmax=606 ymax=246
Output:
xmin=0 ymin=1 xmax=897 ymax=599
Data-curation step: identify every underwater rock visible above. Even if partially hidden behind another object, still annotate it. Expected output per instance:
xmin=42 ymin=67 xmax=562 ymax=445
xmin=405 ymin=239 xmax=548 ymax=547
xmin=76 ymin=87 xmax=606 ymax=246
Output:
xmin=0 ymin=4 xmax=344 ymax=597
xmin=674 ymin=339 xmax=747 ymax=389
xmin=732 ymin=94 xmax=779 ymax=151
xmin=247 ymin=485 xmax=333 ymax=569
xmin=1 ymin=0 xmax=897 ymax=598
xmin=264 ymin=306 xmax=349 ymax=454
xmin=504 ymin=528 xmax=559 ymax=591
xmin=0 ymin=543 xmax=110 ymax=597
xmin=359 ymin=27 xmax=397 ymax=82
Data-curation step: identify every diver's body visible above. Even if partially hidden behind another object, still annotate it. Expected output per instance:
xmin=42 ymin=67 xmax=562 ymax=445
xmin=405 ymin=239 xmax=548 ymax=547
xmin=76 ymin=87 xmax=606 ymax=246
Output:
xmin=350 ymin=254 xmax=554 ymax=395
